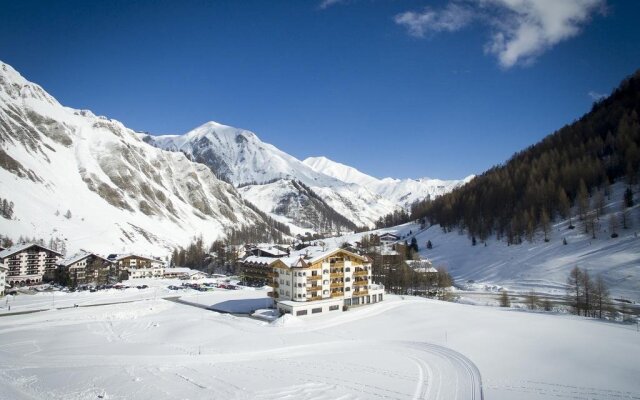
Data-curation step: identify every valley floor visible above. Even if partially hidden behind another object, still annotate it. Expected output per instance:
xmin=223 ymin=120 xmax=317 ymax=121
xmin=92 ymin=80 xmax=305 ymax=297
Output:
xmin=0 ymin=287 xmax=639 ymax=400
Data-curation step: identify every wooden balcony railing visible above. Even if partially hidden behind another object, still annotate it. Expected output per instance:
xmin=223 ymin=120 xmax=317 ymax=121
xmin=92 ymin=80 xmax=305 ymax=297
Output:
xmin=353 ymin=270 xmax=368 ymax=277
xmin=353 ymin=280 xmax=368 ymax=287
xmin=307 ymin=274 xmax=321 ymax=281
xmin=330 ymin=291 xmax=343 ymax=298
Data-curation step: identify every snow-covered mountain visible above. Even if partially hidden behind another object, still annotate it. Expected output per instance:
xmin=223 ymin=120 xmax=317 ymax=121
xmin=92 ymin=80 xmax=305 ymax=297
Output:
xmin=144 ymin=126 xmax=469 ymax=232
xmin=303 ymin=156 xmax=474 ymax=208
xmin=0 ymin=61 xmax=282 ymax=255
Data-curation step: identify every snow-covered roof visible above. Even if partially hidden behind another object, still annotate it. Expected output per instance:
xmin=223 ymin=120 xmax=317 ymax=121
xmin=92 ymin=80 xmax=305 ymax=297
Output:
xmin=114 ymin=253 xmax=160 ymax=262
xmin=58 ymin=251 xmax=112 ymax=267
xmin=0 ymin=242 xmax=63 ymax=259
xmin=243 ymin=256 xmax=282 ymax=266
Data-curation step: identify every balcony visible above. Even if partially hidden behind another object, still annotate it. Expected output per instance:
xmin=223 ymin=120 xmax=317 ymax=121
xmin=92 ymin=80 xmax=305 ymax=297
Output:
xmin=330 ymin=282 xmax=343 ymax=288
xmin=354 ymin=290 xmax=369 ymax=296
xmin=353 ymin=280 xmax=368 ymax=287
xmin=330 ymin=273 xmax=343 ymax=278
xmin=308 ymin=296 xmax=323 ymax=301
xmin=307 ymin=274 xmax=321 ymax=281
xmin=353 ymin=269 xmax=368 ymax=277
xmin=330 ymin=261 xmax=345 ymax=268
xmin=272 ymin=281 xmax=279 ymax=288
xmin=307 ymin=285 xmax=322 ymax=292
xmin=330 ymin=291 xmax=343 ymax=298
xmin=267 ymin=291 xmax=278 ymax=298
xmin=268 ymin=271 xmax=279 ymax=278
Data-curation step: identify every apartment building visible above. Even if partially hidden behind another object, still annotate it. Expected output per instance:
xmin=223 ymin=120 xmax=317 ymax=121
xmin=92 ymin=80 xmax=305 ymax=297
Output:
xmin=57 ymin=251 xmax=113 ymax=287
xmin=111 ymin=254 xmax=165 ymax=279
xmin=270 ymin=247 xmax=384 ymax=316
xmin=0 ymin=243 xmax=63 ymax=287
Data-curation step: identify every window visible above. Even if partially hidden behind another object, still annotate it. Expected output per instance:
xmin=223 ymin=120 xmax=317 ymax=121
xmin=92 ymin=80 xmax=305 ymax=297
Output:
xmin=345 ymin=267 xmax=350 ymax=272
xmin=296 ymin=310 xmax=307 ymax=316
xmin=323 ymin=269 xmax=329 ymax=274
xmin=286 ymin=291 xmax=290 ymax=296
xmin=345 ymin=277 xmax=351 ymax=282
xmin=329 ymin=305 xmax=339 ymax=311
xmin=280 ymin=289 xmax=284 ymax=295
xmin=312 ymin=308 xmax=322 ymax=314
xmin=297 ymin=283 xmax=303 ymax=287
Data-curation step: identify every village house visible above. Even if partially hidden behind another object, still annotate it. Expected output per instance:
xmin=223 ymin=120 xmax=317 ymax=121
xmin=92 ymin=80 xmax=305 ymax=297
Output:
xmin=379 ymin=232 xmax=400 ymax=244
xmin=57 ymin=251 xmax=114 ymax=287
xmin=109 ymin=254 xmax=165 ymax=279
xmin=269 ymin=247 xmax=384 ymax=316
xmin=0 ymin=243 xmax=63 ymax=287
xmin=239 ymin=245 xmax=290 ymax=286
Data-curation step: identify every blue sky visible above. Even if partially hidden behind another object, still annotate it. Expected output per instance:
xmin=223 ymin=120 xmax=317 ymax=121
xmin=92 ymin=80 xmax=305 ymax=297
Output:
xmin=1 ymin=0 xmax=639 ymax=180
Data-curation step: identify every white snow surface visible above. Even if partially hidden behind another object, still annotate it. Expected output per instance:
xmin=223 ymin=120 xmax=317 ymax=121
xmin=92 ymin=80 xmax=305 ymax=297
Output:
xmin=0 ymin=290 xmax=638 ymax=399
xmin=0 ymin=61 xmax=271 ymax=255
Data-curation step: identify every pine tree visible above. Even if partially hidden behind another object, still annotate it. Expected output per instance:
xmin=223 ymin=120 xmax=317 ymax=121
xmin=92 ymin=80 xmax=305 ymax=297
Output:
xmin=541 ymin=209 xmax=550 ymax=242
xmin=525 ymin=290 xmax=538 ymax=310
xmin=624 ymin=187 xmax=634 ymax=207
xmin=426 ymin=240 xmax=433 ymax=249
xmin=499 ymin=290 xmax=511 ymax=307
xmin=593 ymin=274 xmax=610 ymax=319
xmin=64 ymin=209 xmax=72 ymax=219
xmin=567 ymin=266 xmax=583 ymax=315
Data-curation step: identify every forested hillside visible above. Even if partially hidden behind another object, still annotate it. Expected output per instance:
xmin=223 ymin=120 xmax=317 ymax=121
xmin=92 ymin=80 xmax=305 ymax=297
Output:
xmin=410 ymin=69 xmax=640 ymax=244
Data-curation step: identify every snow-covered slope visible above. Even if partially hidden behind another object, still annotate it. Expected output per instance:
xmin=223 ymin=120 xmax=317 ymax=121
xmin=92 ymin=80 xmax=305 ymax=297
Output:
xmin=304 ymin=156 xmax=474 ymax=208
xmin=0 ymin=61 xmax=278 ymax=255
xmin=321 ymin=183 xmax=640 ymax=300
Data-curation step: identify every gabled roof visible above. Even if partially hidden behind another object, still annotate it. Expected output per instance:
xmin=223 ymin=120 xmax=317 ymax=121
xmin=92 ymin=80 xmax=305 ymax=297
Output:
xmin=114 ymin=253 xmax=160 ymax=262
xmin=0 ymin=242 xmax=63 ymax=259
xmin=57 ymin=251 xmax=112 ymax=267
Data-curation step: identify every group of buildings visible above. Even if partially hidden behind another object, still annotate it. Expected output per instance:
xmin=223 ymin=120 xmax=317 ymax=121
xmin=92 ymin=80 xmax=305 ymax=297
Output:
xmin=1 ymin=241 xmax=389 ymax=318
xmin=0 ymin=242 xmax=169 ymax=296
xmin=239 ymin=245 xmax=385 ymax=316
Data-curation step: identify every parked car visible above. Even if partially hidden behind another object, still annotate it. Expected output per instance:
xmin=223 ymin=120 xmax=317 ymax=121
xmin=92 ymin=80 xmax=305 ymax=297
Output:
xmin=136 ymin=285 xmax=149 ymax=289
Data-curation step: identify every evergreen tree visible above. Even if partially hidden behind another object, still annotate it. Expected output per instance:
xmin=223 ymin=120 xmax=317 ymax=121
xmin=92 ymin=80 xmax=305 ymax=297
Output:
xmin=499 ymin=290 xmax=511 ymax=307
xmin=624 ymin=187 xmax=633 ymax=207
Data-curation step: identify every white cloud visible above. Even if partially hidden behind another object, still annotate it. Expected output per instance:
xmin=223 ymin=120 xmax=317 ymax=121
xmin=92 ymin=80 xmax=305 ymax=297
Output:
xmin=394 ymin=3 xmax=474 ymax=38
xmin=319 ymin=0 xmax=347 ymax=9
xmin=588 ymin=90 xmax=606 ymax=101
xmin=482 ymin=0 xmax=605 ymax=68
xmin=395 ymin=0 xmax=606 ymax=68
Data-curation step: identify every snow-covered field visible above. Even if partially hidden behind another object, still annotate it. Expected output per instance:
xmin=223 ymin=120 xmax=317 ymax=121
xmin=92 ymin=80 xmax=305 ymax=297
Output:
xmin=1 ymin=288 xmax=639 ymax=400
